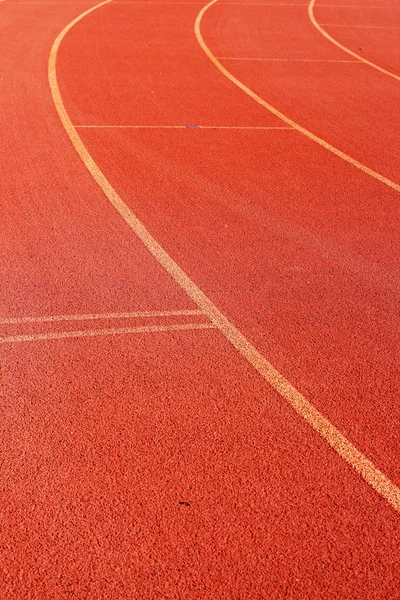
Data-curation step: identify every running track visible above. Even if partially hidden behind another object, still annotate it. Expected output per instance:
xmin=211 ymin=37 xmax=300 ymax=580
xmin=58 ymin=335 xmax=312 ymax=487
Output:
xmin=1 ymin=0 xmax=399 ymax=597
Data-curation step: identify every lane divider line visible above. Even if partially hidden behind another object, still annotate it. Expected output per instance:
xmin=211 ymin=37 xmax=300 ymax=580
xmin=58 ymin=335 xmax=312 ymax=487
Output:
xmin=6 ymin=1 xmax=396 ymax=5
xmin=5 ymin=1 xmax=202 ymax=3
xmin=112 ymin=1 xmax=205 ymax=3
xmin=318 ymin=4 xmax=398 ymax=7
xmin=217 ymin=3 xmax=309 ymax=5
xmin=218 ymin=2 xmax=398 ymax=6
xmin=0 ymin=323 xmax=216 ymax=344
xmin=217 ymin=57 xmax=360 ymax=62
xmin=309 ymin=0 xmax=400 ymax=81
xmin=49 ymin=0 xmax=400 ymax=513
xmin=320 ymin=24 xmax=400 ymax=29
xmin=0 ymin=309 xmax=203 ymax=325
xmin=196 ymin=0 xmax=400 ymax=192
xmin=8 ymin=1 xmax=95 ymax=3
xmin=75 ymin=124 xmax=293 ymax=129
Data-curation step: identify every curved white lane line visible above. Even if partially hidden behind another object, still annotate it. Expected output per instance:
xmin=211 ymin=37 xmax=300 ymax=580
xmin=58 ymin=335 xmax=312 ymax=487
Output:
xmin=49 ymin=0 xmax=400 ymax=512
xmin=309 ymin=0 xmax=400 ymax=82
xmin=195 ymin=0 xmax=400 ymax=192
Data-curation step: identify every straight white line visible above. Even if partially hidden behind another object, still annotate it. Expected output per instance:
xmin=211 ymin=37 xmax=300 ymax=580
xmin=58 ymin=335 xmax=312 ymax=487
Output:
xmin=112 ymin=1 xmax=205 ymax=3
xmin=321 ymin=23 xmax=400 ymax=28
xmin=0 ymin=309 xmax=203 ymax=325
xmin=6 ymin=1 xmax=397 ymax=4
xmin=217 ymin=57 xmax=360 ymax=62
xmin=219 ymin=2 xmax=398 ymax=5
xmin=6 ymin=1 xmax=95 ymax=3
xmin=318 ymin=4 xmax=398 ymax=7
xmin=75 ymin=124 xmax=293 ymax=129
xmin=0 ymin=323 xmax=216 ymax=344
xmin=217 ymin=3 xmax=309 ymax=5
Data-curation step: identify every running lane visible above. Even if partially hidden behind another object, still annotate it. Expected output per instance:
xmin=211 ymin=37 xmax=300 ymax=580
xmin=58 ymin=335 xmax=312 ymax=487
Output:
xmin=201 ymin=1 xmax=400 ymax=182
xmin=312 ymin=0 xmax=400 ymax=76
xmin=2 ymin=1 xmax=400 ymax=598
xmin=0 ymin=1 xmax=199 ymax=317
xmin=60 ymin=1 xmax=400 ymax=485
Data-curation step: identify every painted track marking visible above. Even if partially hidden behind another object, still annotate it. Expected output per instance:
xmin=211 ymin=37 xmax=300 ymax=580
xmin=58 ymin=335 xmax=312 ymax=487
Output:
xmin=321 ymin=24 xmax=400 ymax=29
xmin=113 ymin=1 xmax=205 ymax=4
xmin=0 ymin=323 xmax=215 ymax=345
xmin=308 ymin=0 xmax=400 ymax=81
xmin=0 ymin=309 xmax=203 ymax=325
xmin=217 ymin=57 xmax=360 ymax=62
xmin=218 ymin=3 xmax=309 ymax=5
xmin=196 ymin=0 xmax=400 ymax=192
xmin=48 ymin=0 xmax=400 ymax=512
xmin=6 ymin=1 xmax=204 ymax=4
xmin=6 ymin=1 xmax=397 ymax=4
xmin=318 ymin=4 xmax=399 ymax=7
xmin=75 ymin=124 xmax=293 ymax=129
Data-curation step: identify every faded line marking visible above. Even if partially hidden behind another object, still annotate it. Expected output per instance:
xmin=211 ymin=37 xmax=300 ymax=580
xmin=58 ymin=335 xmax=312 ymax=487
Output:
xmin=0 ymin=309 xmax=203 ymax=325
xmin=112 ymin=1 xmax=205 ymax=4
xmin=321 ymin=24 xmax=400 ymax=28
xmin=218 ymin=57 xmax=360 ymax=62
xmin=8 ymin=2 xmax=95 ymax=4
xmin=318 ymin=4 xmax=399 ymax=7
xmin=6 ymin=1 xmax=202 ymax=3
xmin=217 ymin=3 xmax=309 ymax=5
xmin=49 ymin=0 xmax=400 ymax=513
xmin=309 ymin=0 xmax=400 ymax=81
xmin=196 ymin=1 xmax=400 ymax=191
xmin=0 ymin=323 xmax=216 ymax=344
xmin=75 ymin=124 xmax=293 ymax=129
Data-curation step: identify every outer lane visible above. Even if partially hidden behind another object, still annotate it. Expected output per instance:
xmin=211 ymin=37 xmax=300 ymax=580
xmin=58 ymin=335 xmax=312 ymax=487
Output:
xmin=312 ymin=0 xmax=400 ymax=76
xmin=201 ymin=2 xmax=400 ymax=182
xmin=1 ymin=0 xmax=400 ymax=597
xmin=59 ymin=0 xmax=400 ymax=484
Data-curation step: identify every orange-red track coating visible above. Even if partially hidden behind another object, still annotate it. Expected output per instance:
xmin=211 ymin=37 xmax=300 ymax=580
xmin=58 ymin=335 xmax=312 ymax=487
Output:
xmin=1 ymin=0 xmax=399 ymax=598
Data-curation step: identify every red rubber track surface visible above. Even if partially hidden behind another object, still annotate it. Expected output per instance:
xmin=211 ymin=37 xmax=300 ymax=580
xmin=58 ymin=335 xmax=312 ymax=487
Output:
xmin=1 ymin=0 xmax=400 ymax=598
xmin=61 ymin=2 xmax=400 ymax=478
xmin=203 ymin=3 xmax=400 ymax=181
xmin=313 ymin=0 xmax=400 ymax=75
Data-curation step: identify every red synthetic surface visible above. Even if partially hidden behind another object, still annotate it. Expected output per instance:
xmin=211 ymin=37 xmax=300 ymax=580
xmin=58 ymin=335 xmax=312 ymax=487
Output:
xmin=315 ymin=0 xmax=399 ymax=6
xmin=314 ymin=1 xmax=400 ymax=75
xmin=203 ymin=3 xmax=400 ymax=180
xmin=62 ymin=1 xmax=400 ymax=479
xmin=77 ymin=126 xmax=400 ymax=480
xmin=3 ymin=332 xmax=400 ymax=599
xmin=1 ymin=0 xmax=400 ymax=598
